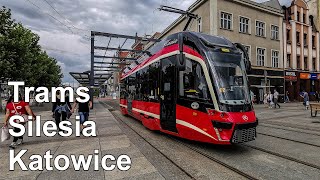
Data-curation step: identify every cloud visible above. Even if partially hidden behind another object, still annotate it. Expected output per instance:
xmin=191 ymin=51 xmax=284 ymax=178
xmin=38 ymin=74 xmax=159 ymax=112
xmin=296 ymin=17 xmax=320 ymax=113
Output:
xmin=2 ymin=0 xmax=195 ymax=83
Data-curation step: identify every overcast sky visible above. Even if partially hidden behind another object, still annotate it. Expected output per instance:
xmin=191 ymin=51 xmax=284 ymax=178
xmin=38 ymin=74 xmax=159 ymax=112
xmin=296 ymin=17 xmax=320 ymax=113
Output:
xmin=1 ymin=0 xmax=195 ymax=84
xmin=1 ymin=0 xmax=293 ymax=84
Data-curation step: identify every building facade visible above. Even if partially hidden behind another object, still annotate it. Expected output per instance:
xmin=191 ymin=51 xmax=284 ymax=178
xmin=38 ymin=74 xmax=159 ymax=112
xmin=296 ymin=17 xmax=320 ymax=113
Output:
xmin=283 ymin=0 xmax=320 ymax=101
xmin=158 ymin=0 xmax=284 ymax=103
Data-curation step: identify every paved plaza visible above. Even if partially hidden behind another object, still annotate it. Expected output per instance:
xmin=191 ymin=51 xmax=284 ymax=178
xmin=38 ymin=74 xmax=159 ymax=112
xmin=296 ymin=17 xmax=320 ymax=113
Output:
xmin=0 ymin=101 xmax=320 ymax=179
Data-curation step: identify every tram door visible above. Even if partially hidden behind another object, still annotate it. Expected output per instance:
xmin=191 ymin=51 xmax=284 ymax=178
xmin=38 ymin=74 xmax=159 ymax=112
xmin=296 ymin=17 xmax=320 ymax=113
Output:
xmin=160 ymin=56 xmax=177 ymax=132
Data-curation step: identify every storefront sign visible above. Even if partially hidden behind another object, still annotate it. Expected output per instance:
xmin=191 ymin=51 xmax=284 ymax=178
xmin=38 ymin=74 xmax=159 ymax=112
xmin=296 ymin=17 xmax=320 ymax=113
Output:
xmin=285 ymin=71 xmax=297 ymax=81
xmin=310 ymin=73 xmax=318 ymax=80
xmin=300 ymin=73 xmax=310 ymax=80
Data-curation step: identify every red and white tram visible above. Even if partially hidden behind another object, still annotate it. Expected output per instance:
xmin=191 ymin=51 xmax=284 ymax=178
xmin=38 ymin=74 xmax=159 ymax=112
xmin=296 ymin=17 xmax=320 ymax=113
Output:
xmin=119 ymin=32 xmax=257 ymax=144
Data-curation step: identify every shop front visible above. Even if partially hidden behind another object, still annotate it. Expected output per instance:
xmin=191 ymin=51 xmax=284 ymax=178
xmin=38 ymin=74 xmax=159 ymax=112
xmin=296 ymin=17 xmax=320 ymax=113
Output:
xmin=296 ymin=72 xmax=320 ymax=101
xmin=249 ymin=68 xmax=284 ymax=104
xmin=285 ymin=71 xmax=298 ymax=101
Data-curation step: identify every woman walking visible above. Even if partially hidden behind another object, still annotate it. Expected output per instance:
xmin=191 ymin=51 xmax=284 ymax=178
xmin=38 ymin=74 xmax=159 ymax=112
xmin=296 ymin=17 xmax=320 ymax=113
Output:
xmin=3 ymin=94 xmax=36 ymax=149
xmin=71 ymin=95 xmax=92 ymax=131
xmin=52 ymin=92 xmax=72 ymax=132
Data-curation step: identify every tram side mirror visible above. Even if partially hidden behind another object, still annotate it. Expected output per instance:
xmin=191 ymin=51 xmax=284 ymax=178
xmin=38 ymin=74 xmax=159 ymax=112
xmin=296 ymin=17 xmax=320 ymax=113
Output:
xmin=177 ymin=53 xmax=186 ymax=71
xmin=177 ymin=33 xmax=186 ymax=71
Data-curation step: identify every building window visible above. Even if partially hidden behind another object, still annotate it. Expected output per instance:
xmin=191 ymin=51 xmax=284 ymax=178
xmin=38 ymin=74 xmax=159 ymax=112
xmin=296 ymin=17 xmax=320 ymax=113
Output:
xmin=256 ymin=21 xmax=265 ymax=37
xmin=297 ymin=11 xmax=300 ymax=22
xmin=312 ymin=35 xmax=315 ymax=48
xmin=271 ymin=25 xmax=279 ymax=40
xmin=304 ymin=57 xmax=308 ymax=70
xmin=257 ymin=48 xmax=265 ymax=66
xmin=303 ymin=14 xmax=306 ymax=23
xmin=239 ymin=16 xmax=249 ymax=34
xmin=296 ymin=32 xmax=300 ymax=44
xmin=312 ymin=58 xmax=316 ymax=71
xmin=297 ymin=56 xmax=301 ymax=69
xmin=304 ymin=34 xmax=307 ymax=46
xmin=287 ymin=54 xmax=291 ymax=68
xmin=272 ymin=50 xmax=279 ymax=68
xmin=197 ymin=17 xmax=202 ymax=32
xmin=287 ymin=29 xmax=291 ymax=43
xmin=220 ymin=12 xmax=232 ymax=30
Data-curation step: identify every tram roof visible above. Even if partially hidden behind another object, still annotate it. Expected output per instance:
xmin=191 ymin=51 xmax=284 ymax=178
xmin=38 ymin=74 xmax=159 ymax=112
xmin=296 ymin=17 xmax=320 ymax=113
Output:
xmin=121 ymin=31 xmax=238 ymax=78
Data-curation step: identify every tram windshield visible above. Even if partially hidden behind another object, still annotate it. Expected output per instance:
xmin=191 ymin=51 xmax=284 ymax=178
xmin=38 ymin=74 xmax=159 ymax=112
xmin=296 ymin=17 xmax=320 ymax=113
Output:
xmin=208 ymin=51 xmax=250 ymax=105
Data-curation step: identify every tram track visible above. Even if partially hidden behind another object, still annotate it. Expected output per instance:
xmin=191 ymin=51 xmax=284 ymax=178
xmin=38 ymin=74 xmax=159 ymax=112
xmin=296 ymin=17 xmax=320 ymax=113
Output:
xmin=100 ymin=102 xmax=196 ymax=180
xmin=165 ymin=136 xmax=258 ymax=180
xmin=101 ymin=102 xmax=258 ymax=179
xmin=101 ymin=100 xmax=320 ymax=178
xmin=242 ymin=144 xmax=320 ymax=171
xmin=260 ymin=121 xmax=320 ymax=132
xmin=258 ymin=123 xmax=320 ymax=137
xmin=256 ymin=132 xmax=320 ymax=148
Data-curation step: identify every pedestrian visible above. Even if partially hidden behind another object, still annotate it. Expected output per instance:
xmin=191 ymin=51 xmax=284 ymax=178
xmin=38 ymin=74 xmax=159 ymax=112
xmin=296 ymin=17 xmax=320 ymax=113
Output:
xmin=52 ymin=91 xmax=72 ymax=132
xmin=315 ymin=91 xmax=319 ymax=103
xmin=250 ymin=90 xmax=255 ymax=104
xmin=71 ymin=94 xmax=92 ymax=131
xmin=263 ymin=93 xmax=268 ymax=107
xmin=273 ymin=90 xmax=280 ymax=108
xmin=267 ymin=91 xmax=274 ymax=108
xmin=3 ymin=94 xmax=36 ymax=149
xmin=285 ymin=91 xmax=290 ymax=103
xmin=300 ymin=91 xmax=310 ymax=110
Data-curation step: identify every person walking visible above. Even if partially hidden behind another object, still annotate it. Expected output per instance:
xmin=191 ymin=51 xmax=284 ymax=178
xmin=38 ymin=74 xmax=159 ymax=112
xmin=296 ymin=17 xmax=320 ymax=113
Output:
xmin=267 ymin=91 xmax=273 ymax=108
xmin=273 ymin=90 xmax=280 ymax=108
xmin=71 ymin=96 xmax=92 ymax=131
xmin=3 ymin=94 xmax=36 ymax=149
xmin=315 ymin=91 xmax=319 ymax=103
xmin=52 ymin=91 xmax=72 ymax=132
xmin=285 ymin=91 xmax=290 ymax=103
xmin=263 ymin=93 xmax=268 ymax=107
xmin=300 ymin=91 xmax=310 ymax=110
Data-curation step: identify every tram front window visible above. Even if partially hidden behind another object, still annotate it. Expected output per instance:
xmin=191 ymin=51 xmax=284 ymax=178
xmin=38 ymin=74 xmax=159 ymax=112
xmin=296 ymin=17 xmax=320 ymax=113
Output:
xmin=208 ymin=52 xmax=250 ymax=105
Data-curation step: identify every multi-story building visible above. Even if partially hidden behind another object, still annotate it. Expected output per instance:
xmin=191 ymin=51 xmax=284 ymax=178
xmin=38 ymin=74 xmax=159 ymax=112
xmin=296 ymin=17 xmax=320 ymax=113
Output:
xmin=283 ymin=0 xmax=320 ymax=101
xmin=157 ymin=0 xmax=284 ymax=103
xmin=307 ymin=0 xmax=320 ymax=30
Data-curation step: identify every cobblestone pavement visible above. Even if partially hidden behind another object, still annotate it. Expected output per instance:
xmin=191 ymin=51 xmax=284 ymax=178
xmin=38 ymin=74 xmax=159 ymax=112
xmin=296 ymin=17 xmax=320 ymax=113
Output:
xmin=0 ymin=103 xmax=164 ymax=180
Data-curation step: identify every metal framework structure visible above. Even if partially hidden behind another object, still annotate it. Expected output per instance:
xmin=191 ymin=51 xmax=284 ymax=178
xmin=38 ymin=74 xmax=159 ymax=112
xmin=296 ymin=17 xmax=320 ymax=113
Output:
xmin=71 ymin=31 xmax=161 ymax=105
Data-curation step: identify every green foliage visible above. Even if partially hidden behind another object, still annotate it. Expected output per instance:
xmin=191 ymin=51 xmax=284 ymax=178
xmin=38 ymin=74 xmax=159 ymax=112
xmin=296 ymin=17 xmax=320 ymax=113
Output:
xmin=0 ymin=6 xmax=62 ymax=88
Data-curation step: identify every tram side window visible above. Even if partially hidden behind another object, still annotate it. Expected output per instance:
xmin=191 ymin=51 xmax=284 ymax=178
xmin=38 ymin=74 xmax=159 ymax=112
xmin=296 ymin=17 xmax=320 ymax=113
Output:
xmin=179 ymin=59 xmax=211 ymax=102
xmin=148 ymin=62 xmax=160 ymax=102
xmin=120 ymin=79 xmax=127 ymax=99
xmin=128 ymin=73 xmax=136 ymax=100
xmin=140 ymin=67 xmax=149 ymax=101
xmin=135 ymin=71 xmax=141 ymax=100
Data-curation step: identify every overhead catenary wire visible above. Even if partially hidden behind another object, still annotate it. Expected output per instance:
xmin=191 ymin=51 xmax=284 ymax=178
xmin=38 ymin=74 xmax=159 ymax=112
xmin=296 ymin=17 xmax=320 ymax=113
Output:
xmin=25 ymin=0 xmax=74 ymax=34
xmin=25 ymin=0 xmax=91 ymax=40
xmin=41 ymin=0 xmax=91 ymax=38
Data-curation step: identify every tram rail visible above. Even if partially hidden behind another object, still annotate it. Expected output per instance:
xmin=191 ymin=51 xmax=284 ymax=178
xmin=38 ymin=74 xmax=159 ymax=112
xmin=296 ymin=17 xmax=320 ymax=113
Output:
xmin=101 ymin=101 xmax=258 ymax=180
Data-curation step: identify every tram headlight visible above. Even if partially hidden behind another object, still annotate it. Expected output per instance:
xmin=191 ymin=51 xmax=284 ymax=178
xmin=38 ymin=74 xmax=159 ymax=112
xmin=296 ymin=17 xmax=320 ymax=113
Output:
xmin=212 ymin=121 xmax=233 ymax=129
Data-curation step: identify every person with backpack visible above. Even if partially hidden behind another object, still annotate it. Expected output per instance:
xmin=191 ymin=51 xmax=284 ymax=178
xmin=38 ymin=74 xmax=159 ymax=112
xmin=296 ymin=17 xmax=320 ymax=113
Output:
xmin=3 ymin=94 xmax=36 ymax=149
xmin=71 ymin=95 xmax=92 ymax=131
xmin=52 ymin=91 xmax=72 ymax=132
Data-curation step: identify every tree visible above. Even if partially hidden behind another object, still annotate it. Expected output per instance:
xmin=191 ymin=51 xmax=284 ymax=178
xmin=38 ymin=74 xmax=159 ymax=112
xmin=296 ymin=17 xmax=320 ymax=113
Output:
xmin=0 ymin=6 xmax=62 ymax=88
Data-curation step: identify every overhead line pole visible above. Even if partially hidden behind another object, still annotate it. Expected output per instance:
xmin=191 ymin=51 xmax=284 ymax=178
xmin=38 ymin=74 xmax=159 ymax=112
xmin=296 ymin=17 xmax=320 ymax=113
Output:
xmin=90 ymin=32 xmax=95 ymax=109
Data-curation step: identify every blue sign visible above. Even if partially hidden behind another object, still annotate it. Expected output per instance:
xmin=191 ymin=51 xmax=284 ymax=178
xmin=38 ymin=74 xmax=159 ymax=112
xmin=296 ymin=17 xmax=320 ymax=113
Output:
xmin=310 ymin=73 xmax=318 ymax=80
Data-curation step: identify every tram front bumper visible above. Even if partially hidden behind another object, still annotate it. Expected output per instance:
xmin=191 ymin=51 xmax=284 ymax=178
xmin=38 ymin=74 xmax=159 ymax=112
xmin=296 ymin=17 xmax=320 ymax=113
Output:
xmin=231 ymin=121 xmax=258 ymax=144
